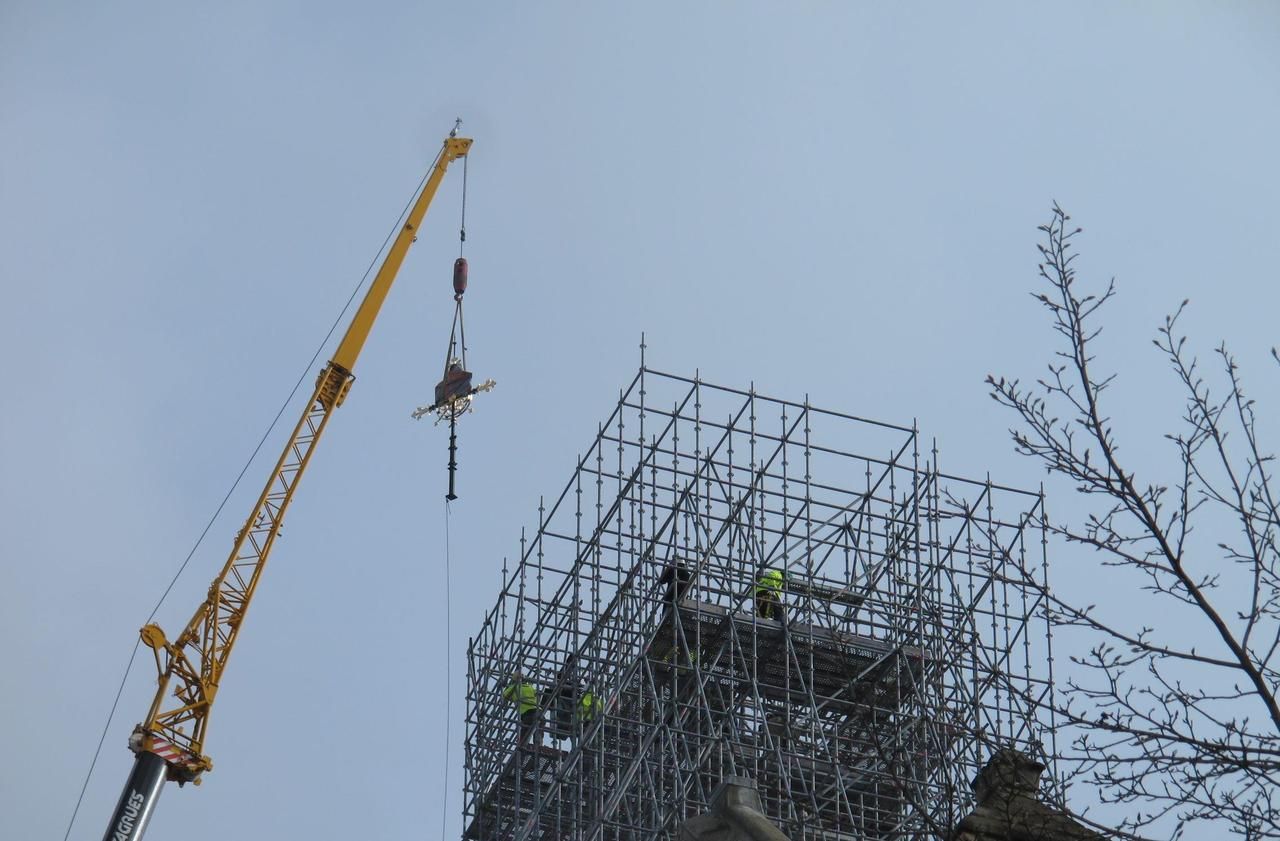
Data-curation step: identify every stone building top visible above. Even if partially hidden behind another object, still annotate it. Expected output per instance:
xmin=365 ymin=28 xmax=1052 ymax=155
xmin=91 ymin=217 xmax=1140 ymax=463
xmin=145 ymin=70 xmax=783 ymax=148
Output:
xmin=954 ymin=750 xmax=1107 ymax=841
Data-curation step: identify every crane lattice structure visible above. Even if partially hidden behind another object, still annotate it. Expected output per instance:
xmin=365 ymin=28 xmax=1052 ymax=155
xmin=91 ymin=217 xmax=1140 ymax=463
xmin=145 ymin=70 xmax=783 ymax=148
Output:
xmin=463 ymin=364 xmax=1056 ymax=841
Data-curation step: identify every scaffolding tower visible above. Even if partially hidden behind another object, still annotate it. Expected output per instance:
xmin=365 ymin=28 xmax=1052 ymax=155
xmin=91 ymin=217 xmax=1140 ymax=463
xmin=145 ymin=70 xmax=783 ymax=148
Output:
xmin=463 ymin=365 xmax=1056 ymax=841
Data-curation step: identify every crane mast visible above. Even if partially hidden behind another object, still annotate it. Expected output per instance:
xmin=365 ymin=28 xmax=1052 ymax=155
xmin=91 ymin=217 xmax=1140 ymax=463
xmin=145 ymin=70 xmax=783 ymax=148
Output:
xmin=103 ymin=133 xmax=472 ymax=841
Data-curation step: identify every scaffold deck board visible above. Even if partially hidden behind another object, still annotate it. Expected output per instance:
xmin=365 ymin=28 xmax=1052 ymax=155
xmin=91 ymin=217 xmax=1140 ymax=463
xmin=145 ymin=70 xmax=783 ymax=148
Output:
xmin=646 ymin=600 xmax=925 ymax=713
xmin=464 ymin=744 xmax=568 ymax=840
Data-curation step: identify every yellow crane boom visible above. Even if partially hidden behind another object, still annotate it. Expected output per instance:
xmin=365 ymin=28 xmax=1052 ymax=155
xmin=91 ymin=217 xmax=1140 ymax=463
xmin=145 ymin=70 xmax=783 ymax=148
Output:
xmin=103 ymin=133 xmax=471 ymax=841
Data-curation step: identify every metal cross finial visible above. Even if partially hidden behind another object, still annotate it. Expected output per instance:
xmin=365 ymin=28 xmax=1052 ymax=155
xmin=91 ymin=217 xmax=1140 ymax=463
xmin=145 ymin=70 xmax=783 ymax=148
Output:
xmin=446 ymin=414 xmax=459 ymax=501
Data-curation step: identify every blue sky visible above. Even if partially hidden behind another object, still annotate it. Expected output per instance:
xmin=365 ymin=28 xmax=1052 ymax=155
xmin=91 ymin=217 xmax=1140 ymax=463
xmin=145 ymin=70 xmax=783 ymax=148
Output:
xmin=2 ymin=2 xmax=1278 ymax=838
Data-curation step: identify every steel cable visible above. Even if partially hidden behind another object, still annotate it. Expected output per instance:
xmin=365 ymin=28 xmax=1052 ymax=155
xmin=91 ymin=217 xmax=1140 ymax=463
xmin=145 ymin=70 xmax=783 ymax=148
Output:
xmin=441 ymin=498 xmax=455 ymax=840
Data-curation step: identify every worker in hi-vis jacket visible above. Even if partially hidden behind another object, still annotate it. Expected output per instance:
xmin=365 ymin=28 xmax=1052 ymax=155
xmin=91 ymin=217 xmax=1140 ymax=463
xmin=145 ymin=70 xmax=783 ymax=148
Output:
xmin=503 ymin=671 xmax=541 ymax=746
xmin=755 ymin=568 xmax=785 ymax=621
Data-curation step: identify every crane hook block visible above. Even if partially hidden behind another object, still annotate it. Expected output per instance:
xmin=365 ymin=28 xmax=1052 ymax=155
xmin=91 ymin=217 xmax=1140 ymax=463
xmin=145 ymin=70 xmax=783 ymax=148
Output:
xmin=453 ymin=257 xmax=468 ymax=298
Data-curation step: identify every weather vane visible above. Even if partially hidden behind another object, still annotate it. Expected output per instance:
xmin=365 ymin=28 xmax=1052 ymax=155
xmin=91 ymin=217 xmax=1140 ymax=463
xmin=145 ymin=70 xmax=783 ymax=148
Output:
xmin=412 ymin=255 xmax=495 ymax=500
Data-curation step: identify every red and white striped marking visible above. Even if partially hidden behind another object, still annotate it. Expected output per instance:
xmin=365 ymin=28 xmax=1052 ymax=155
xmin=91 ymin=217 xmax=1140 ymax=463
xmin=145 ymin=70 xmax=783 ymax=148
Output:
xmin=149 ymin=738 xmax=185 ymax=764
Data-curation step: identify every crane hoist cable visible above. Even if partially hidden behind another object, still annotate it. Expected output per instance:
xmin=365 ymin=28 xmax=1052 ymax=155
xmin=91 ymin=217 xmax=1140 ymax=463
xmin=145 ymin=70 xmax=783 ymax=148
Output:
xmin=433 ymin=117 xmax=468 ymax=839
xmin=439 ymin=495 xmax=455 ymax=841
xmin=412 ymin=137 xmax=495 ymax=500
xmin=459 ymin=143 xmax=468 ymax=252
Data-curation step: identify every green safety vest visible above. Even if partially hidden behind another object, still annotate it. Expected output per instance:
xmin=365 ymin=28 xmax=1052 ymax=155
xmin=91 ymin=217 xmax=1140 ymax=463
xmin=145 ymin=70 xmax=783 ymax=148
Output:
xmin=578 ymin=691 xmax=602 ymax=723
xmin=503 ymin=681 xmax=538 ymax=715
xmin=757 ymin=569 xmax=784 ymax=595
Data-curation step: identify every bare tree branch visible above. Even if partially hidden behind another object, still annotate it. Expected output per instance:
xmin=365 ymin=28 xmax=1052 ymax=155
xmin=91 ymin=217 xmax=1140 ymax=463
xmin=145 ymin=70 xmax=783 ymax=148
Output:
xmin=983 ymin=204 xmax=1280 ymax=839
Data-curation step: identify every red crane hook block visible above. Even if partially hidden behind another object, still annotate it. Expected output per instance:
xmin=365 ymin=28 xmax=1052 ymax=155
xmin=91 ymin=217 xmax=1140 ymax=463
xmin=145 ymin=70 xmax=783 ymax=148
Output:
xmin=453 ymin=257 xmax=468 ymax=299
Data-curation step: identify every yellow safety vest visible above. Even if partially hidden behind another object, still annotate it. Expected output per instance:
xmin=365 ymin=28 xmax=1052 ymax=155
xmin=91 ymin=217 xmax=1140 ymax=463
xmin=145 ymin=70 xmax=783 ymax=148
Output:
xmin=578 ymin=691 xmax=602 ymax=723
xmin=503 ymin=682 xmax=538 ymax=715
xmin=757 ymin=569 xmax=784 ymax=595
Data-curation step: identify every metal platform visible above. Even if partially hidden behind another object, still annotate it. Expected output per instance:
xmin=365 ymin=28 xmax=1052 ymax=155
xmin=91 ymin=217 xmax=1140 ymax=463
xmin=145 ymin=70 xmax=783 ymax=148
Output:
xmin=647 ymin=600 xmax=925 ymax=715
xmin=463 ymin=744 xmax=568 ymax=841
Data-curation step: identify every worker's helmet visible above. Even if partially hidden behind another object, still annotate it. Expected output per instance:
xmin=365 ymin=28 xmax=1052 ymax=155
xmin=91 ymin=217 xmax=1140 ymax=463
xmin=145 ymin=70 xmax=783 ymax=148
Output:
xmin=760 ymin=568 xmax=783 ymax=585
